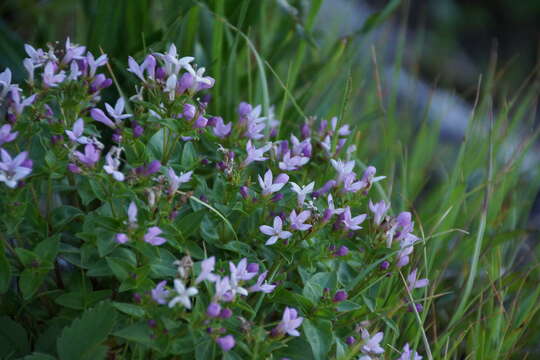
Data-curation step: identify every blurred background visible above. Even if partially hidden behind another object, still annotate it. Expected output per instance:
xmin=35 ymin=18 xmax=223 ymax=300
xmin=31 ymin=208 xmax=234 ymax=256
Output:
xmin=1 ymin=0 xmax=540 ymax=357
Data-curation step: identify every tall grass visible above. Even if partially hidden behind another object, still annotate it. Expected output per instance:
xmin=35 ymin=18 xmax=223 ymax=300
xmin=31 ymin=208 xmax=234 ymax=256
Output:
xmin=1 ymin=0 xmax=539 ymax=358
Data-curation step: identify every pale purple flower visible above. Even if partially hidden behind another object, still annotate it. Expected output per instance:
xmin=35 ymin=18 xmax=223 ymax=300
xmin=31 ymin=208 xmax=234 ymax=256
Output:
xmin=289 ymin=210 xmax=312 ymax=231
xmin=144 ymin=226 xmax=167 ymax=246
xmin=278 ymin=151 xmax=309 ymax=171
xmin=244 ymin=106 xmax=266 ymax=140
xmin=195 ymin=256 xmax=219 ymax=284
xmin=249 ymin=271 xmax=276 ymax=293
xmin=167 ymin=168 xmax=192 ymax=194
xmin=157 ymin=44 xmax=194 ymax=76
xmin=42 ymin=62 xmax=66 ymax=87
xmin=260 ymin=216 xmax=292 ymax=245
xmin=127 ymin=201 xmax=138 ymax=226
xmin=230 ymin=258 xmax=258 ymax=281
xmin=243 ymin=140 xmax=272 ymax=166
xmin=207 ymin=302 xmax=221 ymax=317
xmin=361 ymin=329 xmax=384 ymax=355
xmin=229 ymin=271 xmax=249 ymax=298
xmin=151 ymin=280 xmax=170 ymax=304
xmin=187 ymin=66 xmax=215 ymax=91
xmin=0 ymin=149 xmax=32 ymax=188
xmin=342 ymin=172 xmax=364 ymax=193
xmin=115 ymin=233 xmax=129 ymax=244
xmin=238 ymin=102 xmax=252 ymax=118
xmin=0 ymin=124 xmax=18 ymax=145
xmin=86 ymin=52 xmax=108 ymax=77
xmin=74 ymin=144 xmax=100 ymax=167
xmin=9 ymin=89 xmax=36 ymax=116
xmin=103 ymin=146 xmax=124 ymax=181
xmin=274 ymin=307 xmax=303 ymax=337
xmin=216 ymin=335 xmax=235 ymax=352
xmin=168 ymin=279 xmax=198 ymax=309
xmin=326 ymin=194 xmax=344 ymax=216
xmin=342 ymin=206 xmax=366 ymax=231
xmin=193 ymin=115 xmax=207 ymax=128
xmin=330 ymin=159 xmax=355 ymax=184
xmin=165 ymin=74 xmax=177 ymax=101
xmin=213 ymin=116 xmax=232 ymax=138
xmin=258 ymin=169 xmax=288 ymax=196
xmin=360 ymin=166 xmax=386 ymax=189
xmin=90 ymin=108 xmax=116 ymax=129
xmin=396 ymin=343 xmax=423 ymax=360
xmin=407 ymin=268 xmax=429 ymax=291
xmin=65 ymin=118 xmax=90 ymax=144
xmin=330 ymin=116 xmax=351 ymax=136
xmin=142 ymin=55 xmax=156 ymax=80
xmin=24 ymin=44 xmax=47 ymax=65
xmin=105 ymin=98 xmax=132 ymax=122
xmin=127 ymin=56 xmax=146 ymax=81
xmin=89 ymin=73 xmax=112 ymax=92
xmin=290 ymin=135 xmax=311 ymax=157
xmin=396 ymin=234 xmax=418 ymax=268
xmin=214 ymin=276 xmax=233 ymax=302
xmin=369 ymin=200 xmax=390 ymax=226
xmin=62 ymin=38 xmax=86 ymax=64
xmin=290 ymin=182 xmax=314 ymax=207
xmin=67 ymin=61 xmax=82 ymax=81
xmin=0 ymin=68 xmax=16 ymax=100
xmin=23 ymin=59 xmax=36 ymax=84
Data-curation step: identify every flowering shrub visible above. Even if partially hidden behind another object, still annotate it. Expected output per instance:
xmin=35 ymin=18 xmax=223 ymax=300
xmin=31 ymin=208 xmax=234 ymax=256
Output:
xmin=0 ymin=38 xmax=429 ymax=360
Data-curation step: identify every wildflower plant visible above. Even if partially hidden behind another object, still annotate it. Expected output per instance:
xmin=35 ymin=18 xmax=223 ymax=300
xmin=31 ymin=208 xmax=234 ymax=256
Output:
xmin=0 ymin=3 xmax=539 ymax=359
xmin=0 ymin=37 xmax=432 ymax=359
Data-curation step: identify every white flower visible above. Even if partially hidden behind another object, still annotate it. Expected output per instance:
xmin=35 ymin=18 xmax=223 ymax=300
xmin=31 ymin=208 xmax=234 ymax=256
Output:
xmin=259 ymin=216 xmax=292 ymax=245
xmin=168 ymin=279 xmax=198 ymax=309
xmin=290 ymin=182 xmax=315 ymax=207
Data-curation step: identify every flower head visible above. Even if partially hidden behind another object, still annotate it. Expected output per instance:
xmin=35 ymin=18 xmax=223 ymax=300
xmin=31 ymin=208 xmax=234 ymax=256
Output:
xmin=151 ymin=280 xmax=170 ymax=304
xmin=212 ymin=116 xmax=232 ymax=138
xmin=407 ymin=268 xmax=429 ymax=291
xmin=0 ymin=149 xmax=32 ymax=188
xmin=274 ymin=307 xmax=304 ymax=337
xmin=167 ymin=168 xmax=192 ymax=194
xmin=195 ymin=256 xmax=219 ymax=284
xmin=144 ymin=226 xmax=167 ymax=246
xmin=361 ymin=329 xmax=384 ymax=355
xmin=258 ymin=169 xmax=288 ymax=196
xmin=290 ymin=182 xmax=314 ymax=207
xmin=249 ymin=271 xmax=276 ymax=293
xmin=369 ymin=200 xmax=390 ymax=226
xmin=342 ymin=207 xmax=367 ymax=231
xmin=74 ymin=144 xmax=100 ymax=167
xmin=289 ymin=210 xmax=312 ymax=231
xmin=103 ymin=146 xmax=124 ymax=181
xmin=243 ymin=140 xmax=272 ymax=166
xmin=216 ymin=335 xmax=235 ymax=352
xmin=105 ymin=97 xmax=132 ymax=122
xmin=0 ymin=124 xmax=18 ymax=146
xmin=168 ymin=279 xmax=198 ymax=309
xmin=396 ymin=343 xmax=423 ymax=360
xmin=260 ymin=216 xmax=292 ymax=245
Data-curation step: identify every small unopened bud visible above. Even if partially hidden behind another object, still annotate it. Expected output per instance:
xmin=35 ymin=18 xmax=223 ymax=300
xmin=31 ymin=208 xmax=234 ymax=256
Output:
xmin=333 ymin=290 xmax=348 ymax=302
xmin=207 ymin=302 xmax=221 ymax=318
xmin=219 ymin=308 xmax=233 ymax=319
xmin=345 ymin=336 xmax=356 ymax=346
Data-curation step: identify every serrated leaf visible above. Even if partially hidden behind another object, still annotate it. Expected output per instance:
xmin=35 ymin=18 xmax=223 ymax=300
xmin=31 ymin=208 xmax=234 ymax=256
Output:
xmin=57 ymin=302 xmax=116 ymax=360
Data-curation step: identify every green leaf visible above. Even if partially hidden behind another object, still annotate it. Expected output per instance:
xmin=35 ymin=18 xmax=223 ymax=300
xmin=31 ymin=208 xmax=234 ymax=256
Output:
xmin=302 ymin=272 xmax=337 ymax=303
xmin=302 ymin=319 xmax=333 ymax=360
xmin=57 ymin=302 xmax=117 ymax=360
xmin=35 ymin=235 xmax=61 ymax=262
xmin=0 ymin=316 xmax=30 ymax=358
xmin=112 ymin=302 xmax=145 ymax=318
xmin=0 ymin=241 xmax=11 ymax=293
xmin=113 ymin=322 xmax=156 ymax=348
xmin=358 ymin=0 xmax=401 ymax=35
xmin=147 ymin=128 xmax=164 ymax=159
xmin=51 ymin=206 xmax=83 ymax=229
xmin=220 ymin=241 xmax=255 ymax=257
xmin=22 ymin=353 xmax=57 ymax=360
xmin=181 ymin=141 xmax=197 ymax=167
xmin=175 ymin=210 xmax=205 ymax=238
xmin=20 ymin=268 xmax=48 ymax=300
xmin=106 ymin=257 xmax=132 ymax=281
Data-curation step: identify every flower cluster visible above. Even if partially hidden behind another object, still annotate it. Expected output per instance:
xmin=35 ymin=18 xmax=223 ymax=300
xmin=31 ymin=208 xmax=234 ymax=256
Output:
xmin=0 ymin=39 xmax=428 ymax=359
